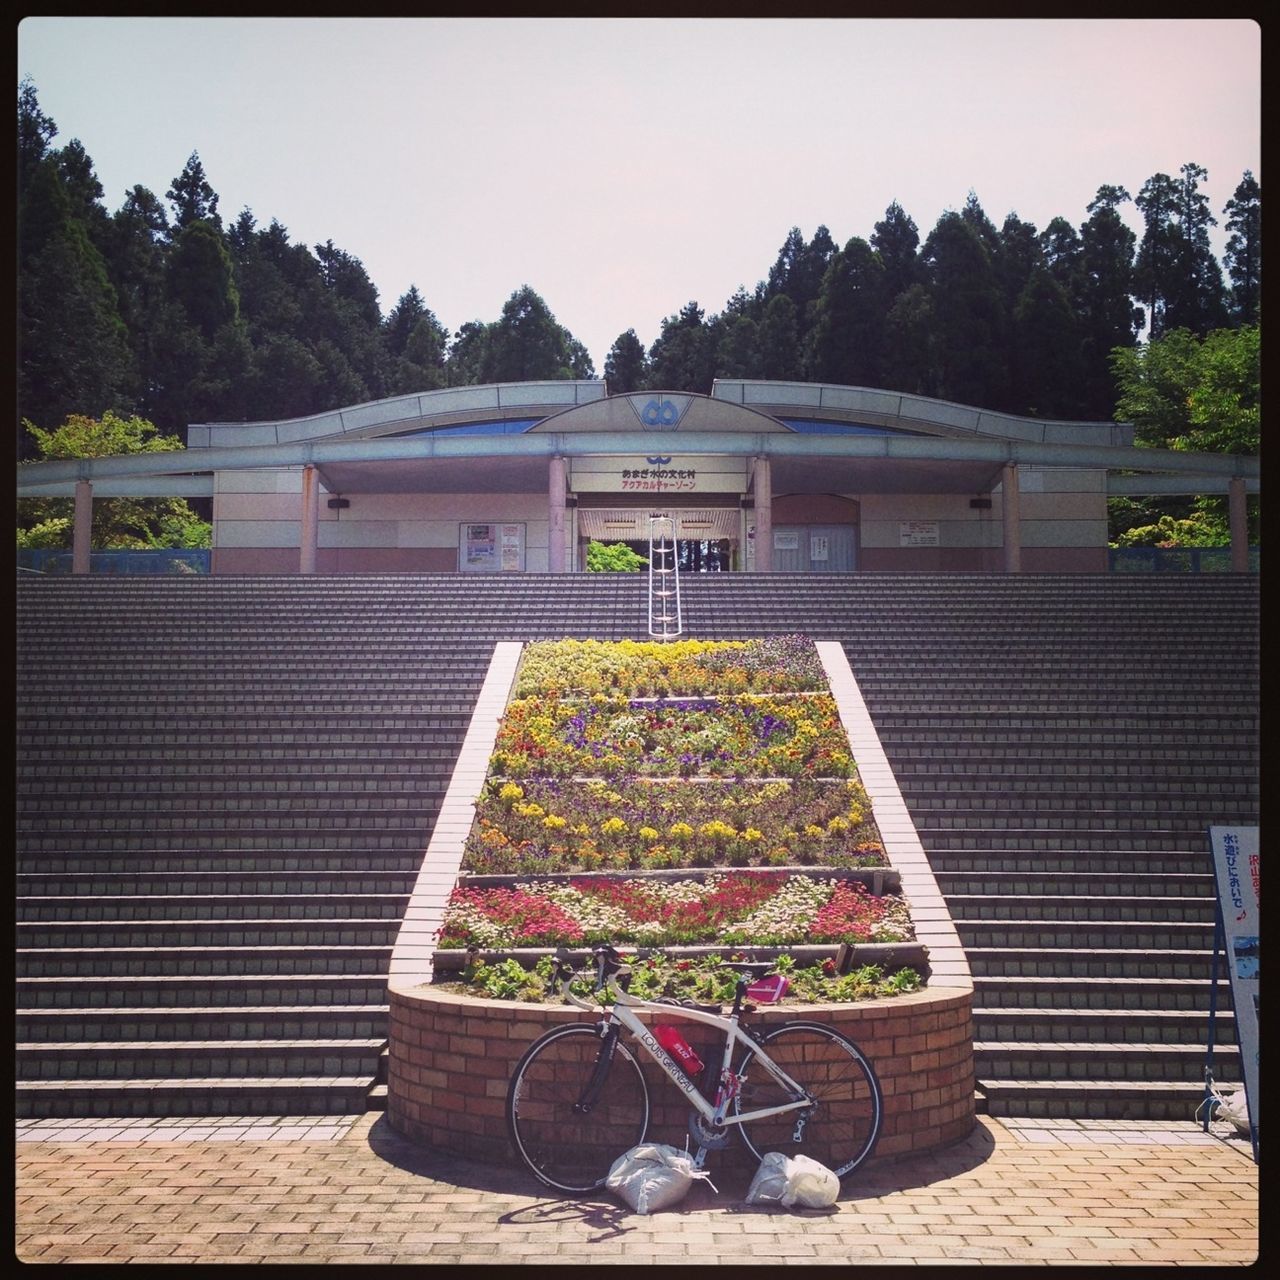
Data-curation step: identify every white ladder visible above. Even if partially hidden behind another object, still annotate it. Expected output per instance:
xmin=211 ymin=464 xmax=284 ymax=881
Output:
xmin=647 ymin=514 xmax=682 ymax=640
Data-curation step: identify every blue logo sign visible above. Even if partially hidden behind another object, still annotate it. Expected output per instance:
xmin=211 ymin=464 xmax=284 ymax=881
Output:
xmin=646 ymin=456 xmax=673 ymax=466
xmin=641 ymin=398 xmax=681 ymax=428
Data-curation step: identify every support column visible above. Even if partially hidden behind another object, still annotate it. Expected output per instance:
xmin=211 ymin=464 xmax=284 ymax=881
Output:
xmin=548 ymin=455 xmax=567 ymax=573
xmin=72 ymin=479 xmax=93 ymax=575
xmin=300 ymin=464 xmax=319 ymax=575
xmin=753 ymin=456 xmax=772 ymax=573
xmin=1001 ymin=463 xmax=1021 ymax=574
xmin=1229 ymin=475 xmax=1249 ymax=572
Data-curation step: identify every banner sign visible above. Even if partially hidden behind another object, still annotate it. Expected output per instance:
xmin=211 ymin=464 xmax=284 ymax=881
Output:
xmin=1209 ymin=825 xmax=1259 ymax=1132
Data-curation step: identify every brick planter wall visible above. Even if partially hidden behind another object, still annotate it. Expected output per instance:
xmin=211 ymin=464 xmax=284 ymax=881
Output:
xmin=387 ymin=981 xmax=974 ymax=1175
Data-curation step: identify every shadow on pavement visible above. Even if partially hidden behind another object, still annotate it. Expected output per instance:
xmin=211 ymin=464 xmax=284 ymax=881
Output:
xmin=362 ymin=1112 xmax=1000 ymax=1210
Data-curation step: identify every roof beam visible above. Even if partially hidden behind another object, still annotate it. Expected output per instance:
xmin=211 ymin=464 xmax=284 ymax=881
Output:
xmin=16 ymin=430 xmax=1259 ymax=495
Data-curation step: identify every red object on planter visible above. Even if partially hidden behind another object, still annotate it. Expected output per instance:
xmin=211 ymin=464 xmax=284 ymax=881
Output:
xmin=745 ymin=975 xmax=790 ymax=1004
xmin=653 ymin=1023 xmax=705 ymax=1075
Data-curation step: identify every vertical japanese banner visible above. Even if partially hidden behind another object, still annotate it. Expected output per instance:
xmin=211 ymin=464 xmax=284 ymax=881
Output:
xmin=499 ymin=524 xmax=524 ymax=572
xmin=1209 ymin=825 xmax=1259 ymax=1131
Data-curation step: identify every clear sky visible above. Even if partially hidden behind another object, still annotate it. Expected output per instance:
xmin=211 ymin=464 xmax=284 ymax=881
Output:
xmin=18 ymin=16 xmax=1261 ymax=374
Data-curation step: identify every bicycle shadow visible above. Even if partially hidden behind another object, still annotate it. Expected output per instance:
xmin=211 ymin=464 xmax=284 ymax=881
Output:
xmin=498 ymin=1196 xmax=633 ymax=1241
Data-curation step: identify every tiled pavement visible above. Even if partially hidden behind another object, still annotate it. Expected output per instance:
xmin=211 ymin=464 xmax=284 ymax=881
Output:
xmin=15 ymin=1114 xmax=1258 ymax=1265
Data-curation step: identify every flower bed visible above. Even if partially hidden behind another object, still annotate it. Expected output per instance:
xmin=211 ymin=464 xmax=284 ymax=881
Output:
xmin=442 ymin=635 xmax=921 ymax=1004
xmin=462 ymin=777 xmax=885 ymax=874
xmin=490 ymin=693 xmax=853 ymax=779
xmin=512 ymin=635 xmax=827 ymax=699
xmin=451 ymin=950 xmax=922 ymax=1005
xmin=438 ymin=871 xmax=913 ymax=949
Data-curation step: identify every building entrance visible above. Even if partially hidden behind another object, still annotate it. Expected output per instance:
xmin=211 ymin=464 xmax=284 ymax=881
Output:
xmin=576 ymin=507 xmax=741 ymax=572
xmin=610 ymin=538 xmax=732 ymax=572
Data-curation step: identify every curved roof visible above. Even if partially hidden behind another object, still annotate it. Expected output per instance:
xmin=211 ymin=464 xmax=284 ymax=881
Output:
xmin=18 ymin=380 xmax=1255 ymax=499
xmin=185 ymin=379 xmax=1132 ymax=450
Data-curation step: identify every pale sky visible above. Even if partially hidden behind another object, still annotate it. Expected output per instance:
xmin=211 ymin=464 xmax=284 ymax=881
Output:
xmin=18 ymin=16 xmax=1262 ymax=374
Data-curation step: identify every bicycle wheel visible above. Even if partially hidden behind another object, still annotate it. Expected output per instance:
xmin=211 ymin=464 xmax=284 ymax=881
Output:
xmin=733 ymin=1021 xmax=882 ymax=1179
xmin=506 ymin=1023 xmax=650 ymax=1193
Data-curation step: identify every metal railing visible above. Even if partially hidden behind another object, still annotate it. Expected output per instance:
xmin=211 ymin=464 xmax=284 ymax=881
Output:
xmin=1108 ymin=546 xmax=1259 ymax=573
xmin=647 ymin=515 xmax=682 ymax=639
xmin=17 ymin=549 xmax=211 ymax=575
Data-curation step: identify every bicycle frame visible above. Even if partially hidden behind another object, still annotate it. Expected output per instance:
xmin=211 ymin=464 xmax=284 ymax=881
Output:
xmin=562 ymin=971 xmax=814 ymax=1136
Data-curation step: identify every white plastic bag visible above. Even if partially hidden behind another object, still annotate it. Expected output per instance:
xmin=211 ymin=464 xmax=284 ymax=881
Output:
xmin=1198 ymin=1082 xmax=1253 ymax=1135
xmin=1214 ymin=1087 xmax=1252 ymax=1134
xmin=782 ymin=1154 xmax=840 ymax=1208
xmin=606 ymin=1143 xmax=709 ymax=1214
xmin=744 ymin=1151 xmax=790 ymax=1204
xmin=745 ymin=1151 xmax=840 ymax=1209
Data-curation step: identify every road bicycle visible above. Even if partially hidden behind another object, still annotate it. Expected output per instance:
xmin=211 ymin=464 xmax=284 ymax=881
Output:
xmin=506 ymin=944 xmax=883 ymax=1193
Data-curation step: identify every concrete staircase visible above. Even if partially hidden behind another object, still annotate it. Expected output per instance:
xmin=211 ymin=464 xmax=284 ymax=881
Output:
xmin=16 ymin=573 xmax=1257 ymax=1120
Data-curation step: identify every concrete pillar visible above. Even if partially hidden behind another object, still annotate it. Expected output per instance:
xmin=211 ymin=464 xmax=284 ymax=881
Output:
xmin=1001 ymin=463 xmax=1021 ymax=574
xmin=1229 ymin=476 xmax=1249 ymax=572
xmin=549 ymin=455 xmax=567 ymax=573
xmin=72 ymin=479 xmax=93 ymax=575
xmin=300 ymin=464 xmax=319 ymax=575
xmin=753 ymin=456 xmax=772 ymax=572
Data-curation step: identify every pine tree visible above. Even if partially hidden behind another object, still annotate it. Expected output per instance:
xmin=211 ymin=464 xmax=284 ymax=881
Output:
xmin=646 ymin=301 xmax=715 ymax=393
xmin=1223 ymin=170 xmax=1261 ymax=325
xmin=17 ymin=77 xmax=57 ymax=195
xmin=18 ymin=156 xmax=133 ymax=449
xmin=1078 ymin=185 xmax=1143 ymax=416
xmin=1135 ymin=172 xmax=1181 ymax=339
xmin=604 ymin=329 xmax=648 ymax=392
xmin=920 ymin=211 xmax=1009 ymax=409
xmin=871 ymin=200 xmax=921 ymax=302
xmin=166 ymin=151 xmax=221 ymax=234
xmin=806 ymin=236 xmax=887 ymax=387
xmin=1162 ymin=162 xmax=1227 ymax=335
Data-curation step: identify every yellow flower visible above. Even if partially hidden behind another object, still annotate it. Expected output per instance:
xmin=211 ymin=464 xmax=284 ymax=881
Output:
xmin=543 ymin=815 xmax=567 ymax=829
xmin=740 ymin=828 xmax=763 ymax=842
xmin=498 ymin=783 xmax=524 ymax=803
xmin=699 ymin=820 xmax=737 ymax=842
xmin=638 ymin=826 xmax=660 ymax=841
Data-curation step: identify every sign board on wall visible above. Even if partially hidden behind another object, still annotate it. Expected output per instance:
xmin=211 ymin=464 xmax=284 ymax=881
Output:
xmin=773 ymin=531 xmax=800 ymax=551
xmin=571 ymin=455 xmax=747 ymax=494
xmin=460 ymin=522 xmax=525 ymax=573
xmin=810 ymin=534 xmax=830 ymax=561
xmin=1208 ymin=826 xmax=1259 ymax=1134
xmin=900 ymin=521 xmax=940 ymax=547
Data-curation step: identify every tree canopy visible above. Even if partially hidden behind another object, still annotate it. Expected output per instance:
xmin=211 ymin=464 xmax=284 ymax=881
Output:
xmin=15 ymin=75 xmax=1260 ymax=553
xmin=1107 ymin=323 xmax=1260 ymax=544
xmin=17 ymin=412 xmax=211 ymax=550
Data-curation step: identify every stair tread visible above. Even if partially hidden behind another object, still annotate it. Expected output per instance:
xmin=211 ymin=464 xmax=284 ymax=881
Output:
xmin=16 ymin=1075 xmax=377 ymax=1090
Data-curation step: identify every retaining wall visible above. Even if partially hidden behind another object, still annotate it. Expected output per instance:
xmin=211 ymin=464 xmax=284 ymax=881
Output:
xmin=387 ymin=981 xmax=975 ymax=1172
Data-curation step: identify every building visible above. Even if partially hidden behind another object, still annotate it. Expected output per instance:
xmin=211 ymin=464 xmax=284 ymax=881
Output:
xmin=18 ymin=380 xmax=1259 ymax=574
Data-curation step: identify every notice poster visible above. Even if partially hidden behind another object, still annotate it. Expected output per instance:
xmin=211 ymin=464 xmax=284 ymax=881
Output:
xmin=462 ymin=523 xmax=497 ymax=571
xmin=1209 ymin=826 xmax=1259 ymax=1133
xmin=774 ymin=531 xmax=800 ymax=551
xmin=462 ymin=522 xmax=524 ymax=572
xmin=810 ymin=534 xmax=830 ymax=562
xmin=900 ymin=521 xmax=939 ymax=547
